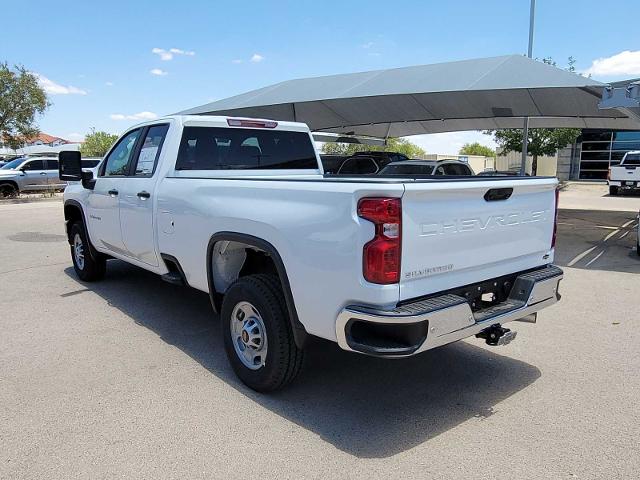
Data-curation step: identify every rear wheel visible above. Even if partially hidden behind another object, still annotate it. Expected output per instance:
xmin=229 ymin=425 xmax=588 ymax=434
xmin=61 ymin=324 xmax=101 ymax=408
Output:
xmin=70 ymin=222 xmax=106 ymax=281
xmin=222 ymin=274 xmax=304 ymax=392
xmin=609 ymin=186 xmax=619 ymax=196
xmin=0 ymin=183 xmax=18 ymax=198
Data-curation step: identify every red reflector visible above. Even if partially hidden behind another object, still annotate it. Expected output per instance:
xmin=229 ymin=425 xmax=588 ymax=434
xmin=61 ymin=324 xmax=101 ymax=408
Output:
xmin=358 ymin=197 xmax=401 ymax=284
xmin=227 ymin=118 xmax=278 ymax=128
xmin=551 ymin=187 xmax=559 ymax=248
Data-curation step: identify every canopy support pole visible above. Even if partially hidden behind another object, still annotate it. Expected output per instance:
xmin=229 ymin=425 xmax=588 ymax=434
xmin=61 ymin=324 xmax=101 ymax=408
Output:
xmin=520 ymin=0 xmax=536 ymax=176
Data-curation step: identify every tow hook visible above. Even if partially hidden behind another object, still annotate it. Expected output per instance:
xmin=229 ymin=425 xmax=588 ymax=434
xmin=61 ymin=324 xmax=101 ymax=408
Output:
xmin=476 ymin=324 xmax=517 ymax=346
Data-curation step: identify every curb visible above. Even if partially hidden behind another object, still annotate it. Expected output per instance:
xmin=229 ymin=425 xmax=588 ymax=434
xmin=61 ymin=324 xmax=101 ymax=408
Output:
xmin=0 ymin=195 xmax=63 ymax=205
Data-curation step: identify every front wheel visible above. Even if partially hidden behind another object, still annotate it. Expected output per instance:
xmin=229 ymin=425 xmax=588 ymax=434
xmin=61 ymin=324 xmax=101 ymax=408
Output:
xmin=70 ymin=222 xmax=106 ymax=281
xmin=221 ymin=274 xmax=304 ymax=392
xmin=0 ymin=183 xmax=18 ymax=198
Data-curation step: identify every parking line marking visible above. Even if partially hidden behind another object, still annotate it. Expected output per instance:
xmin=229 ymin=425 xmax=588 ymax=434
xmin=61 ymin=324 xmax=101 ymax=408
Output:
xmin=585 ymin=250 xmax=605 ymax=267
xmin=603 ymin=229 xmax=620 ymax=242
xmin=568 ymin=246 xmax=597 ymax=267
xmin=621 ymin=219 xmax=635 ymax=228
xmin=619 ymin=231 xmax=630 ymax=239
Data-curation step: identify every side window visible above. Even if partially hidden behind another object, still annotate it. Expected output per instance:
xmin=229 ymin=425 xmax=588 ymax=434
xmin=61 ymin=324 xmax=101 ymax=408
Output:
xmin=22 ymin=160 xmax=45 ymax=171
xmin=133 ymin=124 xmax=169 ymax=176
xmin=434 ymin=165 xmax=445 ymax=175
xmin=46 ymin=159 xmax=59 ymax=170
xmin=102 ymin=129 xmax=141 ymax=177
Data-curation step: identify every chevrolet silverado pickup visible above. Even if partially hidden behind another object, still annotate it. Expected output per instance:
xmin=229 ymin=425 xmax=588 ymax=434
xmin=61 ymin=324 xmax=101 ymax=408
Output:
xmin=59 ymin=115 xmax=563 ymax=392
xmin=608 ymin=151 xmax=640 ymax=195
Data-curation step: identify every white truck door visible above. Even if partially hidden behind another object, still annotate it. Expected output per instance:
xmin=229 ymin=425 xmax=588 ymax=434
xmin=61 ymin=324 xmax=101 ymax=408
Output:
xmin=118 ymin=124 xmax=169 ymax=267
xmin=87 ymin=128 xmax=142 ymax=256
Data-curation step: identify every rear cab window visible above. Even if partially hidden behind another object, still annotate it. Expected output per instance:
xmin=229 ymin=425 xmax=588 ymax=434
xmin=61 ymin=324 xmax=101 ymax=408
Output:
xmin=622 ymin=153 xmax=640 ymax=166
xmin=175 ymin=126 xmax=318 ymax=171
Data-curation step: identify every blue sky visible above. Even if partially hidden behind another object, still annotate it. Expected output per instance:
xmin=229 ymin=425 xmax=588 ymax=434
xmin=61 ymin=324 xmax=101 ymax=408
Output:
xmin=2 ymin=0 xmax=639 ymax=153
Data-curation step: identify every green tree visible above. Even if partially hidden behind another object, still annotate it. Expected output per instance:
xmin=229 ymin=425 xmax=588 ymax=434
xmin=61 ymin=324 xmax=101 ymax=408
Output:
xmin=484 ymin=56 xmax=581 ymax=175
xmin=484 ymin=128 xmax=579 ymax=175
xmin=0 ymin=62 xmax=49 ymax=149
xmin=321 ymin=137 xmax=426 ymax=158
xmin=80 ymin=129 xmax=119 ymax=157
xmin=459 ymin=142 xmax=495 ymax=157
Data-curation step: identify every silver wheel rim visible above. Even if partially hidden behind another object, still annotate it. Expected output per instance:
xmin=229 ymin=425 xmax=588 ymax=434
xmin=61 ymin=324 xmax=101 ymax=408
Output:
xmin=230 ymin=301 xmax=268 ymax=370
xmin=73 ymin=233 xmax=85 ymax=270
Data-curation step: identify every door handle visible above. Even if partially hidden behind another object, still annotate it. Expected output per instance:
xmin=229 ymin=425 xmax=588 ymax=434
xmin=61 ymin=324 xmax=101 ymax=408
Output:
xmin=40 ymin=172 xmax=47 ymax=175
xmin=137 ymin=191 xmax=151 ymax=200
xmin=108 ymin=189 xmax=119 ymax=197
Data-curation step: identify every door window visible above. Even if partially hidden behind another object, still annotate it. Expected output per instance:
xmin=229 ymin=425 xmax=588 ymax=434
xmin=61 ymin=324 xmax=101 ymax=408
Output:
xmin=102 ymin=129 xmax=141 ymax=176
xmin=46 ymin=159 xmax=59 ymax=170
xmin=133 ymin=124 xmax=169 ymax=176
xmin=22 ymin=160 xmax=45 ymax=170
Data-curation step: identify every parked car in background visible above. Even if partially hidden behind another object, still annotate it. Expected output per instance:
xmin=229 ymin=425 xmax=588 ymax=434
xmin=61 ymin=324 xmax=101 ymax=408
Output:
xmin=0 ymin=156 xmax=100 ymax=197
xmin=337 ymin=151 xmax=409 ymax=174
xmin=60 ymin=114 xmax=563 ymax=392
xmin=379 ymin=159 xmax=474 ymax=176
xmin=608 ymin=151 xmax=640 ymax=195
xmin=477 ymin=169 xmax=522 ymax=177
xmin=0 ymin=157 xmax=64 ymax=197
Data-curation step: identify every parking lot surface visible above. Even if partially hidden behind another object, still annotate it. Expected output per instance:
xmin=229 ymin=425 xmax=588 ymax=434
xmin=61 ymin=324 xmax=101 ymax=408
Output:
xmin=1 ymin=184 xmax=639 ymax=479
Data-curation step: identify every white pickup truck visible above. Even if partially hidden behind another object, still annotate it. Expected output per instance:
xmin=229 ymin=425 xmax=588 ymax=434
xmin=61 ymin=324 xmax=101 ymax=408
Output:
xmin=60 ymin=115 xmax=563 ymax=391
xmin=608 ymin=151 xmax=640 ymax=195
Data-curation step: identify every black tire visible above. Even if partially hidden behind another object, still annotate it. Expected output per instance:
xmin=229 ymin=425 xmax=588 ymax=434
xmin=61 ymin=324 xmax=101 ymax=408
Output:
xmin=69 ymin=222 xmax=106 ymax=281
xmin=637 ymin=238 xmax=640 ymax=257
xmin=609 ymin=186 xmax=619 ymax=196
xmin=222 ymin=274 xmax=304 ymax=392
xmin=0 ymin=183 xmax=18 ymax=198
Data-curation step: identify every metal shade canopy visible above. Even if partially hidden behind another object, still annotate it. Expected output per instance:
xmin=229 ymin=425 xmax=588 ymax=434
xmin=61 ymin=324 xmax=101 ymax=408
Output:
xmin=180 ymin=55 xmax=639 ymax=138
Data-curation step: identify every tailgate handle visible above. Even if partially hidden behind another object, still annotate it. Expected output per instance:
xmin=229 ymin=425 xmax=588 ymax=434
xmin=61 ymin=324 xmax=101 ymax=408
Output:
xmin=484 ymin=188 xmax=513 ymax=202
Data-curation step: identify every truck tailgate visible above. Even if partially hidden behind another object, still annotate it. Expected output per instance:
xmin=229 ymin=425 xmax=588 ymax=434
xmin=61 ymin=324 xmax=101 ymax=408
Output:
xmin=400 ymin=178 xmax=557 ymax=301
xmin=610 ymin=165 xmax=640 ymax=182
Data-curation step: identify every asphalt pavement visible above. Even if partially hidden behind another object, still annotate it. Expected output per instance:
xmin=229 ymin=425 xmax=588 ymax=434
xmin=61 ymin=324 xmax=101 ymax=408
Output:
xmin=1 ymin=184 xmax=639 ymax=479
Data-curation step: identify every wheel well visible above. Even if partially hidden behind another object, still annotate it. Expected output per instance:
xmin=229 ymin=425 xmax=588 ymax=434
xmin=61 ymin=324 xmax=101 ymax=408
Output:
xmin=210 ymin=240 xmax=278 ymax=296
xmin=207 ymin=233 xmax=308 ymax=348
xmin=64 ymin=204 xmax=84 ymax=242
xmin=0 ymin=180 xmax=18 ymax=189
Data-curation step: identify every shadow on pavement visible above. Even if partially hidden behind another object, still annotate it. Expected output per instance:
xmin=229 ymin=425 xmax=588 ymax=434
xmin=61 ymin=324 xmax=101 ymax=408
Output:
xmin=64 ymin=262 xmax=540 ymax=458
xmin=555 ymin=209 xmax=639 ymax=273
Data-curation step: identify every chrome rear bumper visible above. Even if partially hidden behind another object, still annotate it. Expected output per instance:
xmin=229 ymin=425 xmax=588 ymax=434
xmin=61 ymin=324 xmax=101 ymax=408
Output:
xmin=336 ymin=265 xmax=563 ymax=357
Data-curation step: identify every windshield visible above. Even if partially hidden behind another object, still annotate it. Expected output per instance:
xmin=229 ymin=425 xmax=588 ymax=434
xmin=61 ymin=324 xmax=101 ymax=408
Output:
xmin=0 ymin=158 xmax=26 ymax=170
xmin=622 ymin=153 xmax=640 ymax=166
xmin=380 ymin=163 xmax=434 ymax=175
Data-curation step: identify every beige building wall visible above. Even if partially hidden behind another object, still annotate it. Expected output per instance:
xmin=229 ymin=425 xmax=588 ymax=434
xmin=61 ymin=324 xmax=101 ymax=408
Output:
xmin=496 ymin=150 xmax=557 ymax=176
xmin=421 ymin=153 xmax=495 ymax=174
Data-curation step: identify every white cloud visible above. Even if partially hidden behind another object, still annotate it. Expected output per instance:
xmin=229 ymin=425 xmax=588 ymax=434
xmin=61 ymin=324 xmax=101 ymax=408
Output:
xmin=152 ymin=47 xmax=195 ymax=61
xmin=250 ymin=53 xmax=264 ymax=63
xmin=67 ymin=132 xmax=84 ymax=141
xmin=36 ymin=74 xmax=87 ymax=95
xmin=405 ymin=131 xmax=497 ymax=156
xmin=584 ymin=50 xmax=640 ymax=77
xmin=150 ymin=68 xmax=168 ymax=76
xmin=232 ymin=59 xmax=243 ymax=64
xmin=105 ymin=81 xmax=114 ymax=86
xmin=110 ymin=111 xmax=158 ymax=121
xmin=361 ymin=42 xmax=374 ymax=49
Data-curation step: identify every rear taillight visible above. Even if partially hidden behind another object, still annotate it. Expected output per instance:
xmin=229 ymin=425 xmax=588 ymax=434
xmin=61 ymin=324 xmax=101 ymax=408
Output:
xmin=358 ymin=197 xmax=401 ymax=284
xmin=551 ymin=187 xmax=559 ymax=248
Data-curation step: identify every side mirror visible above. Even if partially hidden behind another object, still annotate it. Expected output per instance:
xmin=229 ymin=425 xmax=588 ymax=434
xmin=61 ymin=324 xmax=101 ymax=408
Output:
xmin=59 ymin=151 xmax=83 ymax=181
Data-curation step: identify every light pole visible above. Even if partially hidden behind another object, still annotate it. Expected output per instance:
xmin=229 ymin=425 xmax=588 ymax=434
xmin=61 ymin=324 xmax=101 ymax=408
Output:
xmin=520 ymin=0 xmax=536 ymax=176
